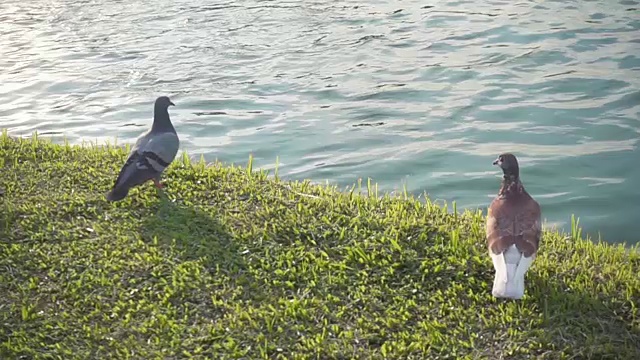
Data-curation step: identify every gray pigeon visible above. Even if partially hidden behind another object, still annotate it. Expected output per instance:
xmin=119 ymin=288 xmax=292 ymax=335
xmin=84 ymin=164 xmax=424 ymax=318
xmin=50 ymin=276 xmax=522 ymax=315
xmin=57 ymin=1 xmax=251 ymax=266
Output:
xmin=106 ymin=96 xmax=180 ymax=202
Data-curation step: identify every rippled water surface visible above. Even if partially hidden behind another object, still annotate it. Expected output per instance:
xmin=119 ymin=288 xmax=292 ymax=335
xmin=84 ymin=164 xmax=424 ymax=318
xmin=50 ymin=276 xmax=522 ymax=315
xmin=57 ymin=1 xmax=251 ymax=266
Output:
xmin=1 ymin=0 xmax=639 ymax=243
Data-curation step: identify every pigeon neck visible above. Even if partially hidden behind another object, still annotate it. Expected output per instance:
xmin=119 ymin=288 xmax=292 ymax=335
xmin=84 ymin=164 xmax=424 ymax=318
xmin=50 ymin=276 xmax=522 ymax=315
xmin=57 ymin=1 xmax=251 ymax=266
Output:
xmin=152 ymin=106 xmax=174 ymax=133
xmin=499 ymin=174 xmax=523 ymax=197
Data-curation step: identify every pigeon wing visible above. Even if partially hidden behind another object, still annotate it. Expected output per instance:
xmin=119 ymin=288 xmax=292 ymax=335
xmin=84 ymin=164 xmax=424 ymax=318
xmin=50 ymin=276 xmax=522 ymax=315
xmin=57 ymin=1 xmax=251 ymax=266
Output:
xmin=109 ymin=131 xmax=179 ymax=195
xmin=140 ymin=130 xmax=180 ymax=175
xmin=487 ymin=200 xmax=511 ymax=254
xmin=110 ymin=133 xmax=151 ymax=190
xmin=516 ymin=199 xmax=542 ymax=256
xmin=487 ymin=196 xmax=541 ymax=257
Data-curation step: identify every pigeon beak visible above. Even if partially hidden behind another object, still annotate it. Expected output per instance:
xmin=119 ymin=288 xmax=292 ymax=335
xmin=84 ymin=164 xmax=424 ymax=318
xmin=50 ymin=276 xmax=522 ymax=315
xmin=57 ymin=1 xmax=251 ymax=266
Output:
xmin=492 ymin=158 xmax=500 ymax=166
xmin=169 ymin=101 xmax=175 ymax=106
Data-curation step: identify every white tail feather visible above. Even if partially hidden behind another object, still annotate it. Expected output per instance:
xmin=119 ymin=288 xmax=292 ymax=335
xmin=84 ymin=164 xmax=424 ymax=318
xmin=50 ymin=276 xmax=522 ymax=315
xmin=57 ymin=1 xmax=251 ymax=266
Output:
xmin=490 ymin=244 xmax=535 ymax=299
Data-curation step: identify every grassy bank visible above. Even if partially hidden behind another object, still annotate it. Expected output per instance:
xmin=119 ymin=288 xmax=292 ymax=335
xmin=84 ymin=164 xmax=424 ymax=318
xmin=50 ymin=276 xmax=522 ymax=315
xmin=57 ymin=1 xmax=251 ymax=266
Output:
xmin=1 ymin=131 xmax=639 ymax=360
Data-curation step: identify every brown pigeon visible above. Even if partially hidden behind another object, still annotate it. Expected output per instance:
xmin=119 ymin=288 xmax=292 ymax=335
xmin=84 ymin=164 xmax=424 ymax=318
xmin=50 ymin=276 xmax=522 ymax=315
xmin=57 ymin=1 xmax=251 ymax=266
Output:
xmin=486 ymin=153 xmax=541 ymax=299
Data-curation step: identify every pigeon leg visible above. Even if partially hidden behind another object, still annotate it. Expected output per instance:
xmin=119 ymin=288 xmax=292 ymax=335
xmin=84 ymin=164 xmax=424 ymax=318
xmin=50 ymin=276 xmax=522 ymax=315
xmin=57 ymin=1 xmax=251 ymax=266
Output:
xmin=152 ymin=178 xmax=164 ymax=189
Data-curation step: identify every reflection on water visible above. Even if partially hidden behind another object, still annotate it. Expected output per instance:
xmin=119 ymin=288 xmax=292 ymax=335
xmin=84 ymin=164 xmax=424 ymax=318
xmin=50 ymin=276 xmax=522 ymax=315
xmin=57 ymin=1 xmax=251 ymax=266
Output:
xmin=1 ymin=0 xmax=639 ymax=242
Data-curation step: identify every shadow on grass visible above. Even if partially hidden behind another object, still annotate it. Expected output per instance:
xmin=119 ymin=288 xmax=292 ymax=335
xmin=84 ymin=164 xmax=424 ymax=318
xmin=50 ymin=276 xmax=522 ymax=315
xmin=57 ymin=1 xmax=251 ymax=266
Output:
xmin=528 ymin=272 xmax=640 ymax=358
xmin=140 ymin=196 xmax=240 ymax=264
xmin=138 ymin=196 xmax=256 ymax=294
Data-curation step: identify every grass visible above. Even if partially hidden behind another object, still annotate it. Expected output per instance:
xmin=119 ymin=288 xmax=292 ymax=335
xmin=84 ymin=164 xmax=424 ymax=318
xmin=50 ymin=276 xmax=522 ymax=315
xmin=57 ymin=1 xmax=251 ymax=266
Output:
xmin=1 ymin=130 xmax=639 ymax=360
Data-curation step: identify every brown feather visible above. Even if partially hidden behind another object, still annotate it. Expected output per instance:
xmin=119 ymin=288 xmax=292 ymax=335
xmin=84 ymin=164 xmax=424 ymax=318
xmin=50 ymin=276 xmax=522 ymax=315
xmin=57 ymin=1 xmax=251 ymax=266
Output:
xmin=486 ymin=154 xmax=541 ymax=258
xmin=486 ymin=190 xmax=541 ymax=257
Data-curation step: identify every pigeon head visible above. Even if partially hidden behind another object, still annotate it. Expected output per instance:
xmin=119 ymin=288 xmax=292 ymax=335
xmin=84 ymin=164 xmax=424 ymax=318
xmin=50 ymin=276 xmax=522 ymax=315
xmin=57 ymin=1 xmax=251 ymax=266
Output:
xmin=493 ymin=153 xmax=519 ymax=178
xmin=155 ymin=96 xmax=175 ymax=109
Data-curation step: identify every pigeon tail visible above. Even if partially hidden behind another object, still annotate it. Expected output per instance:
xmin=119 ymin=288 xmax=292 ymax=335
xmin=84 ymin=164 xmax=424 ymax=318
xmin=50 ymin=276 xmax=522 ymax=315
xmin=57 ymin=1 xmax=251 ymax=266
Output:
xmin=106 ymin=186 xmax=130 ymax=202
xmin=490 ymin=244 xmax=534 ymax=299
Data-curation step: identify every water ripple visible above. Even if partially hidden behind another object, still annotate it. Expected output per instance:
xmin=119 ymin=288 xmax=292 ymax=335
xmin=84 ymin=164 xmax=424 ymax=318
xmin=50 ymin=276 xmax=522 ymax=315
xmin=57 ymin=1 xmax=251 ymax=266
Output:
xmin=1 ymin=0 xmax=639 ymax=242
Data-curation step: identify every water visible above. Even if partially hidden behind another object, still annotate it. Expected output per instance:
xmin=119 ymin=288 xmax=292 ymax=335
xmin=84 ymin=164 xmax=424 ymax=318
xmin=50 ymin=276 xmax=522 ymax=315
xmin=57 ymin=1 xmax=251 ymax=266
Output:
xmin=1 ymin=0 xmax=639 ymax=243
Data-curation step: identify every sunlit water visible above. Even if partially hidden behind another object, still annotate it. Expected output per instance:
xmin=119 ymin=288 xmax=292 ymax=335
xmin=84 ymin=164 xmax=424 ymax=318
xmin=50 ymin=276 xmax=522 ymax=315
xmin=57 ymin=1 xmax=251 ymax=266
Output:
xmin=1 ymin=0 xmax=639 ymax=243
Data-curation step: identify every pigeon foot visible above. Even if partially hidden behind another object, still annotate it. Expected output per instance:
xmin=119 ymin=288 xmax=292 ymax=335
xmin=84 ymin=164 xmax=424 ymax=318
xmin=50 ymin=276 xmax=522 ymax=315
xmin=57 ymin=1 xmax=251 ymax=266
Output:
xmin=152 ymin=178 xmax=164 ymax=189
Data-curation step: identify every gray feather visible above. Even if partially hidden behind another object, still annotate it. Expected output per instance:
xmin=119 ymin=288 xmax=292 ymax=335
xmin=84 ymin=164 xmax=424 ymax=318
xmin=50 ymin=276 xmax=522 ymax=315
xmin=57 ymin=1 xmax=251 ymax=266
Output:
xmin=107 ymin=96 xmax=179 ymax=202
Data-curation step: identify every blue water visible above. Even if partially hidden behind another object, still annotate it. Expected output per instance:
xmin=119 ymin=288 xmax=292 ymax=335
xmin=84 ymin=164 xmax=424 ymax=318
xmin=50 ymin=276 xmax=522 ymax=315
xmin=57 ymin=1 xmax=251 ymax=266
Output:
xmin=1 ymin=0 xmax=639 ymax=243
